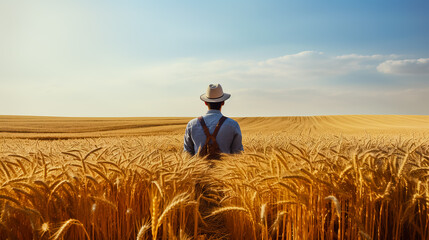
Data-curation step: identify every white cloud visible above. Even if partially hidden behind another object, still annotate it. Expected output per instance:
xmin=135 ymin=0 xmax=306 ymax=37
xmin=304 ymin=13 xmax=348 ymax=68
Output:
xmin=129 ymin=51 xmax=394 ymax=88
xmin=335 ymin=54 xmax=388 ymax=60
xmin=259 ymin=51 xmax=396 ymax=76
xmin=377 ymin=58 xmax=429 ymax=75
xmin=2 ymin=50 xmax=429 ymax=116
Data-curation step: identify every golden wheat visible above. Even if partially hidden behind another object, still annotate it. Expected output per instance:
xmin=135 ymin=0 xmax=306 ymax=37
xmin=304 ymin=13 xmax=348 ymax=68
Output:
xmin=0 ymin=129 xmax=428 ymax=239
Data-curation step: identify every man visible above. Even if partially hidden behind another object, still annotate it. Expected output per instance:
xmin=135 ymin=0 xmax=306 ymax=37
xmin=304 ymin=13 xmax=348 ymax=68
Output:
xmin=184 ymin=84 xmax=243 ymax=157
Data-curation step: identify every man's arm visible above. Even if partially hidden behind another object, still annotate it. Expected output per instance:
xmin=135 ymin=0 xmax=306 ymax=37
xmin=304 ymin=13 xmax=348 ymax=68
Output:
xmin=231 ymin=123 xmax=244 ymax=154
xmin=183 ymin=122 xmax=195 ymax=155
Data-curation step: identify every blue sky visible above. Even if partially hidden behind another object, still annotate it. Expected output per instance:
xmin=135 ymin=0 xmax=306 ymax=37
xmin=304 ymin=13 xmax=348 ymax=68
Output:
xmin=1 ymin=0 xmax=428 ymax=117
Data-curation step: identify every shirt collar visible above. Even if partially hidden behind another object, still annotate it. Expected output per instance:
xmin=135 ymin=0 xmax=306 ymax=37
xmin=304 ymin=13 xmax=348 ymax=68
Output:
xmin=207 ymin=109 xmax=222 ymax=115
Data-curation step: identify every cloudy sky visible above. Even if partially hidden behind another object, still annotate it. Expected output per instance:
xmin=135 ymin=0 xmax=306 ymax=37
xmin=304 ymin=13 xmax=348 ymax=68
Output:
xmin=1 ymin=0 xmax=428 ymax=117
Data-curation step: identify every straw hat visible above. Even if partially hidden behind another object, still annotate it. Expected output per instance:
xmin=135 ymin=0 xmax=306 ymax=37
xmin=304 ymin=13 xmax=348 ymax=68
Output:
xmin=200 ymin=84 xmax=231 ymax=103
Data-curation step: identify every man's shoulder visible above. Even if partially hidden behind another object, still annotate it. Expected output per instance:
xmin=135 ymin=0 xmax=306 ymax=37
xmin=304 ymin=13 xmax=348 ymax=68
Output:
xmin=186 ymin=117 xmax=200 ymax=127
xmin=223 ymin=117 xmax=240 ymax=128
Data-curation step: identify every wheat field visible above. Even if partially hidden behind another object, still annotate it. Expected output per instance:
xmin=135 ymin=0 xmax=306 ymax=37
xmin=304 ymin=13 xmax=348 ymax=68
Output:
xmin=1 ymin=115 xmax=429 ymax=239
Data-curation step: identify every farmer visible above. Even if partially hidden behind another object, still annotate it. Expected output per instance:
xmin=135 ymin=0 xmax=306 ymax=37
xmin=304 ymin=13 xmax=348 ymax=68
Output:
xmin=184 ymin=84 xmax=243 ymax=158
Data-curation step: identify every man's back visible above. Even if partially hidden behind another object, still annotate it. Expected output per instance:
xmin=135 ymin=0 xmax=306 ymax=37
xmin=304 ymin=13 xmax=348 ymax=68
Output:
xmin=184 ymin=109 xmax=243 ymax=156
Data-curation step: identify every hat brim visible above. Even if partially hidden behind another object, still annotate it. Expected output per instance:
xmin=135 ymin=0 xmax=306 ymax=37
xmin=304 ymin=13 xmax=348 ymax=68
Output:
xmin=200 ymin=93 xmax=231 ymax=103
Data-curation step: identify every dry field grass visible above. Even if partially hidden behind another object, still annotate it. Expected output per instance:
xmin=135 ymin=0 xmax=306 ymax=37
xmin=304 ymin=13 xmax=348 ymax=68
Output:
xmin=1 ymin=115 xmax=429 ymax=239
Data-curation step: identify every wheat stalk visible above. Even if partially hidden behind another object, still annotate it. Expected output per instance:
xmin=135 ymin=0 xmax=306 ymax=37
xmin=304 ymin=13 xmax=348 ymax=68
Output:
xmin=51 ymin=219 xmax=90 ymax=240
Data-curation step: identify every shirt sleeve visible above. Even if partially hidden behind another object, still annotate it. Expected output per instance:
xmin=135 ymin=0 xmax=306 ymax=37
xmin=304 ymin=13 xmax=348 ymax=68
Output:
xmin=231 ymin=122 xmax=244 ymax=154
xmin=183 ymin=122 xmax=195 ymax=155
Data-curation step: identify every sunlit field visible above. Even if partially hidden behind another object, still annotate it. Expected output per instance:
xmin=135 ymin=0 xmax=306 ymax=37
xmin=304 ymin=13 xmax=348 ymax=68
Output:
xmin=1 ymin=115 xmax=429 ymax=239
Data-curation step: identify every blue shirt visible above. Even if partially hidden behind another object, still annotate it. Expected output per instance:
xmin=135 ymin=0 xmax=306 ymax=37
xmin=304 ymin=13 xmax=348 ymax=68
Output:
xmin=184 ymin=110 xmax=243 ymax=155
